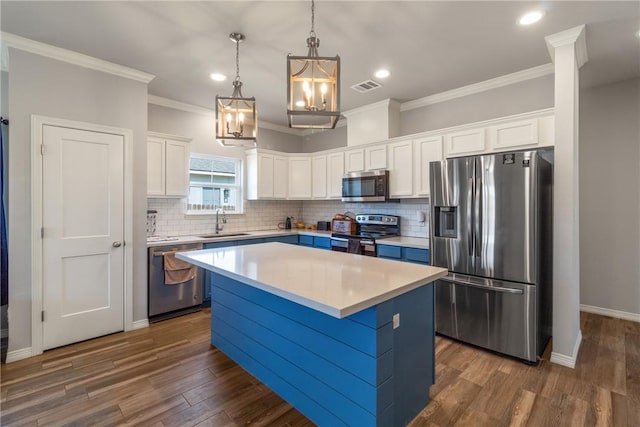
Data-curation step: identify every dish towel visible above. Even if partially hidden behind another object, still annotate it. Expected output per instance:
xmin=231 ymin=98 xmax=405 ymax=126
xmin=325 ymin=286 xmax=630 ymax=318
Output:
xmin=163 ymin=252 xmax=196 ymax=285
xmin=347 ymin=238 xmax=362 ymax=254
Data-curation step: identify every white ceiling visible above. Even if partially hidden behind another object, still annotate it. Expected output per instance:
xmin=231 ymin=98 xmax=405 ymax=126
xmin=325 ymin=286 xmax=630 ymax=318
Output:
xmin=2 ymin=1 xmax=639 ymax=128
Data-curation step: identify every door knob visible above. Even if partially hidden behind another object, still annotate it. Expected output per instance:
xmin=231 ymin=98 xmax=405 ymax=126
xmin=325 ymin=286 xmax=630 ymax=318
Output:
xmin=112 ymin=241 xmax=122 ymax=248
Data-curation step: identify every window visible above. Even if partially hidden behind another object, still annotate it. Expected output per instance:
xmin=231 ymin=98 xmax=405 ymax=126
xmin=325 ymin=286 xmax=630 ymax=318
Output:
xmin=187 ymin=154 xmax=242 ymax=214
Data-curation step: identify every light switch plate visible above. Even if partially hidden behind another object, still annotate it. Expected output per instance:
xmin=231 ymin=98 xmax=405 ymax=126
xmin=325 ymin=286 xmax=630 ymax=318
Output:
xmin=393 ymin=313 xmax=400 ymax=329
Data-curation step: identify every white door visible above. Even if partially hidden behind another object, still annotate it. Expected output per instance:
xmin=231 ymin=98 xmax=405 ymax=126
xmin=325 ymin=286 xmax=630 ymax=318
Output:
xmin=42 ymin=125 xmax=125 ymax=350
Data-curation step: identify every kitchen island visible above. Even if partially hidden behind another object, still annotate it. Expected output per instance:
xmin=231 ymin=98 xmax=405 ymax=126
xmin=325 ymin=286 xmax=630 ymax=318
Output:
xmin=177 ymin=242 xmax=447 ymax=426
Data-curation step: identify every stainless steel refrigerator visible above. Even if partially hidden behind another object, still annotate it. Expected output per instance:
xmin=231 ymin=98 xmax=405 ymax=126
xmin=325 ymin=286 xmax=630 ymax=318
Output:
xmin=429 ymin=149 xmax=553 ymax=362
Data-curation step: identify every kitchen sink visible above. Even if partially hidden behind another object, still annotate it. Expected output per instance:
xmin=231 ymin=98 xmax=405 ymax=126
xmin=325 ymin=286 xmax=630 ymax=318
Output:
xmin=198 ymin=233 xmax=249 ymax=239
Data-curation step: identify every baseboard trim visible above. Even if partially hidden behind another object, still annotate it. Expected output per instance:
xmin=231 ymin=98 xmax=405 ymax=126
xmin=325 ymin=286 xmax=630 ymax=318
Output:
xmin=6 ymin=347 xmax=33 ymax=363
xmin=132 ymin=319 xmax=149 ymax=330
xmin=550 ymin=329 xmax=582 ymax=369
xmin=580 ymin=304 xmax=640 ymax=323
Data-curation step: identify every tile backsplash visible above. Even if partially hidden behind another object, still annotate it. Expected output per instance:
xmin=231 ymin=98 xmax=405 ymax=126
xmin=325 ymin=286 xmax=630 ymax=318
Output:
xmin=147 ymin=198 xmax=429 ymax=238
xmin=147 ymin=198 xmax=303 ymax=236
xmin=301 ymin=199 xmax=430 ymax=238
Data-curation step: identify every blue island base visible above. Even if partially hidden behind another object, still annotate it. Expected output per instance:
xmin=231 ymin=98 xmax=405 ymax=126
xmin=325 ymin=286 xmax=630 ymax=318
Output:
xmin=210 ymin=273 xmax=435 ymax=426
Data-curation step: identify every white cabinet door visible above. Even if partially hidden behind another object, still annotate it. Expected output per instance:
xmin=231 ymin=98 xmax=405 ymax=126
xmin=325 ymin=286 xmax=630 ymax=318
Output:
xmin=365 ymin=145 xmax=387 ymax=170
xmin=147 ymin=137 xmax=165 ymax=196
xmin=414 ymin=136 xmax=443 ymax=196
xmin=147 ymin=134 xmax=190 ymax=197
xmin=327 ymin=152 xmax=344 ymax=199
xmin=445 ymin=128 xmax=485 ymax=157
xmin=273 ymin=155 xmax=288 ymax=199
xmin=388 ymin=140 xmax=413 ymax=197
xmin=345 ymin=149 xmax=365 ymax=173
xmin=258 ymin=153 xmax=275 ymax=198
xmin=288 ymin=157 xmax=311 ymax=199
xmin=164 ymin=139 xmax=189 ymax=197
xmin=489 ymin=118 xmax=539 ymax=150
xmin=311 ymin=155 xmax=327 ymax=198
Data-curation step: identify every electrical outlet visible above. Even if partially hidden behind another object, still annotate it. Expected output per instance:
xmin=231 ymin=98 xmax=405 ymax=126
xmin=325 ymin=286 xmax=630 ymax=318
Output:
xmin=393 ymin=313 xmax=400 ymax=329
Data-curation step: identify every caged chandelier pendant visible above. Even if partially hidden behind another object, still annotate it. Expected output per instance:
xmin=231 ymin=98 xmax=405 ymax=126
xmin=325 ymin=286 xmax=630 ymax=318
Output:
xmin=287 ymin=0 xmax=340 ymax=129
xmin=215 ymin=32 xmax=257 ymax=147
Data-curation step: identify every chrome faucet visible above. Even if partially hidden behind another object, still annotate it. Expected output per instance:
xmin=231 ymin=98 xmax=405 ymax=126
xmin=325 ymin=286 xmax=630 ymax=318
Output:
xmin=215 ymin=208 xmax=227 ymax=234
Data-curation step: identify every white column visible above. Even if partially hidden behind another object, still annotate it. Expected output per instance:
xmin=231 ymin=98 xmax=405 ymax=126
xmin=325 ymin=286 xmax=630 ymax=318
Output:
xmin=545 ymin=25 xmax=587 ymax=368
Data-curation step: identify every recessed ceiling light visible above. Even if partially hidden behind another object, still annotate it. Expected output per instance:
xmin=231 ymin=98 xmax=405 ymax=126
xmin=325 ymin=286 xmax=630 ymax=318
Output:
xmin=518 ymin=10 xmax=545 ymax=26
xmin=636 ymin=29 xmax=640 ymax=38
xmin=210 ymin=73 xmax=226 ymax=82
xmin=374 ymin=69 xmax=390 ymax=79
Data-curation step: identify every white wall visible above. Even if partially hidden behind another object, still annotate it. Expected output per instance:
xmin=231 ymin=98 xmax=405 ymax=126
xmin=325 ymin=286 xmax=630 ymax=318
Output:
xmin=400 ymin=75 xmax=554 ymax=135
xmin=579 ymin=78 xmax=640 ymax=317
xmin=148 ymin=104 xmax=303 ymax=155
xmin=7 ymin=49 xmax=149 ymax=352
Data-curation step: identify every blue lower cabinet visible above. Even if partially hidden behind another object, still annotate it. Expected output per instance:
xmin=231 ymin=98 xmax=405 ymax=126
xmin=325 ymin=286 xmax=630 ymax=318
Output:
xmin=377 ymin=245 xmax=430 ymax=265
xmin=405 ymin=248 xmax=429 ymax=264
xmin=313 ymin=236 xmax=331 ymax=250
xmin=236 ymin=238 xmax=266 ymax=246
xmin=298 ymin=235 xmax=314 ymax=247
xmin=267 ymin=235 xmax=298 ymax=245
xmin=377 ymin=245 xmax=402 ymax=260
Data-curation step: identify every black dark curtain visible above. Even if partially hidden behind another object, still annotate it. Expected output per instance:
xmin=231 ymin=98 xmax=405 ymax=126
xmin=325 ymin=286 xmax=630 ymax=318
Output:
xmin=1 ymin=117 xmax=8 ymax=363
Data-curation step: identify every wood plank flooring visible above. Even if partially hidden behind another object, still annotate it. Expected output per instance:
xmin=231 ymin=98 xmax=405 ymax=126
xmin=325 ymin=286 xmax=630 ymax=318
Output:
xmin=1 ymin=310 xmax=638 ymax=426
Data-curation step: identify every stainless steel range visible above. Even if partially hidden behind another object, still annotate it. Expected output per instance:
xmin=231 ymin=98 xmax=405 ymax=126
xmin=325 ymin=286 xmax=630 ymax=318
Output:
xmin=330 ymin=214 xmax=400 ymax=256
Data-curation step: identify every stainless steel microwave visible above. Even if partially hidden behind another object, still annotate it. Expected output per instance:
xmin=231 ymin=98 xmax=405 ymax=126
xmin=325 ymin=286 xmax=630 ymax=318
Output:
xmin=342 ymin=170 xmax=390 ymax=202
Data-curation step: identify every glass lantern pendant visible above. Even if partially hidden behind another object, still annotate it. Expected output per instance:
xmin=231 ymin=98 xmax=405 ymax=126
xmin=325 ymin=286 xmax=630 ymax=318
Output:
xmin=287 ymin=0 xmax=340 ymax=129
xmin=216 ymin=32 xmax=257 ymax=147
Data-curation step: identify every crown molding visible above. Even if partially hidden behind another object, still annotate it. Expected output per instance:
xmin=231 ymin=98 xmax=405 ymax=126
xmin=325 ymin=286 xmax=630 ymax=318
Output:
xmin=401 ymin=63 xmax=555 ymax=112
xmin=343 ymin=98 xmax=400 ymax=117
xmin=1 ymin=32 xmax=155 ymax=83
xmin=148 ymin=94 xmax=302 ymax=136
xmin=544 ymin=25 xmax=588 ymax=69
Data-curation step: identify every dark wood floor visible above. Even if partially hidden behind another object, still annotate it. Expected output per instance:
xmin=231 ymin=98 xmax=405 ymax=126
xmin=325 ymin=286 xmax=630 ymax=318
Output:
xmin=1 ymin=310 xmax=638 ymax=426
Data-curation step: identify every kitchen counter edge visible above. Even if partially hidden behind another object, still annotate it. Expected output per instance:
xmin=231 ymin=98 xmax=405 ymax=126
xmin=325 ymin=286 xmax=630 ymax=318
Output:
xmin=147 ymin=229 xmax=332 ymax=247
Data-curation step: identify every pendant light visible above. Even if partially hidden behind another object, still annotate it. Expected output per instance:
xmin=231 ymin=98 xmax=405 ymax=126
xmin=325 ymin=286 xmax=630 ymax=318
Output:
xmin=287 ymin=0 xmax=340 ymax=129
xmin=215 ymin=32 xmax=257 ymax=147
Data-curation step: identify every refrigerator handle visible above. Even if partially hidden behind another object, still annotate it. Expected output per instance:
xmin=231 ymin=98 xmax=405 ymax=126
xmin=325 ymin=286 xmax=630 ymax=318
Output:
xmin=475 ymin=166 xmax=482 ymax=257
xmin=467 ymin=177 xmax=474 ymax=257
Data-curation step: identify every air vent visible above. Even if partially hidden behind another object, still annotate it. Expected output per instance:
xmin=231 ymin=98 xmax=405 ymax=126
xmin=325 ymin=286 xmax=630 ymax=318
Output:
xmin=350 ymin=79 xmax=383 ymax=93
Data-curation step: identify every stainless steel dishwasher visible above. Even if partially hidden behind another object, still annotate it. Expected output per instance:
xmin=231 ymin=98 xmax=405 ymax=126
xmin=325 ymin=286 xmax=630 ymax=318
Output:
xmin=148 ymin=243 xmax=203 ymax=322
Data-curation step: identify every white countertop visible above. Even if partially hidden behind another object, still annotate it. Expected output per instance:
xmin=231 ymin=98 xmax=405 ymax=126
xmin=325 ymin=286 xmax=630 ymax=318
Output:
xmin=146 ymin=229 xmax=331 ymax=247
xmin=176 ymin=242 xmax=447 ymax=318
xmin=377 ymin=236 xmax=429 ymax=249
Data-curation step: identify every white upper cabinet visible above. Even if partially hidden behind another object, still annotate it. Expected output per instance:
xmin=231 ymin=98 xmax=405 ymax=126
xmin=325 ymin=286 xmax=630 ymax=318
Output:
xmin=311 ymin=155 xmax=328 ymax=198
xmin=288 ymin=156 xmax=312 ymax=199
xmin=387 ymin=139 xmax=413 ymax=197
xmin=246 ymin=150 xmax=288 ymax=200
xmin=345 ymin=145 xmax=387 ymax=173
xmin=147 ymin=132 xmax=191 ymax=198
xmin=445 ymin=128 xmax=486 ymax=157
xmin=344 ymin=149 xmax=365 ymax=173
xmin=327 ymin=152 xmax=345 ymax=199
xmin=365 ymin=145 xmax=387 ymax=170
xmin=273 ymin=155 xmax=288 ymax=199
xmin=489 ymin=118 xmax=539 ymax=150
xmin=414 ymin=136 xmax=443 ymax=197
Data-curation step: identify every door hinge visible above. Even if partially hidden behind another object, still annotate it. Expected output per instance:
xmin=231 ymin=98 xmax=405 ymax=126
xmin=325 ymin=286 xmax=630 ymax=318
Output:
xmin=40 ymin=144 xmax=45 ymax=155
xmin=41 ymin=227 xmax=44 ymax=238
xmin=41 ymin=311 xmax=45 ymax=322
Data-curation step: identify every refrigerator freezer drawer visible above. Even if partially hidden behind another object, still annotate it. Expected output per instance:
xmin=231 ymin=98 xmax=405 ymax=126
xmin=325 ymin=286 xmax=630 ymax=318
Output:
xmin=435 ymin=277 xmax=537 ymax=362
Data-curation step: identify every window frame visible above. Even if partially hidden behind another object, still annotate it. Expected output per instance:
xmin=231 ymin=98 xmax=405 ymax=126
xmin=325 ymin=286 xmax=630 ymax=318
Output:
xmin=185 ymin=153 xmax=243 ymax=216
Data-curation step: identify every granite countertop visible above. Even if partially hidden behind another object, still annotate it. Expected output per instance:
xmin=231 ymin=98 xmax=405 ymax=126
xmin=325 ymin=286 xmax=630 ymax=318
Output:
xmin=176 ymin=242 xmax=447 ymax=318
